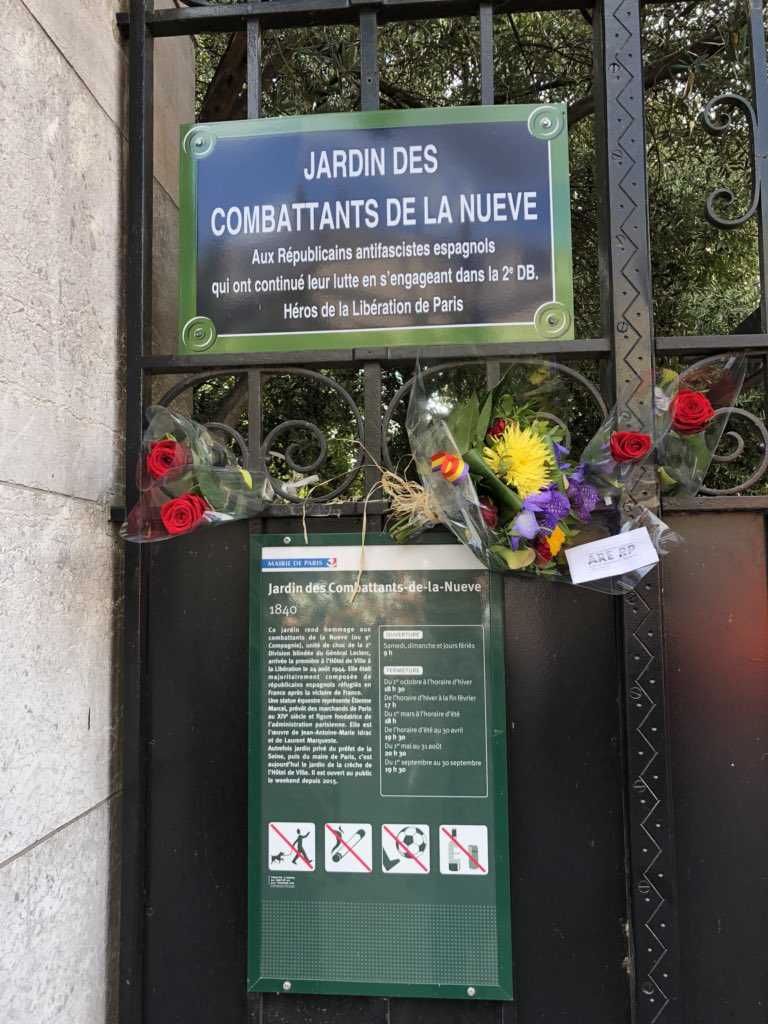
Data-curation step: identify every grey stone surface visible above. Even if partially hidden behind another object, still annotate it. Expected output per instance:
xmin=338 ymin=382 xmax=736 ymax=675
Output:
xmin=153 ymin=178 xmax=184 ymax=355
xmin=0 ymin=800 xmax=118 ymax=1024
xmin=19 ymin=0 xmax=195 ymax=202
xmin=0 ymin=482 xmax=119 ymax=863
xmin=0 ymin=1 xmax=193 ymax=1020
xmin=0 ymin=2 xmax=195 ymax=501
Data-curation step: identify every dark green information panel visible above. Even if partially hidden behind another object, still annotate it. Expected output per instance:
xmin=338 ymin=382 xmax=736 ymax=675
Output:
xmin=248 ymin=535 xmax=513 ymax=1001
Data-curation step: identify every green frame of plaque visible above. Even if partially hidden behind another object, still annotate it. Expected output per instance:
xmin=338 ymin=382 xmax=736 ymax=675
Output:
xmin=179 ymin=104 xmax=573 ymax=356
xmin=247 ymin=532 xmax=513 ymax=1001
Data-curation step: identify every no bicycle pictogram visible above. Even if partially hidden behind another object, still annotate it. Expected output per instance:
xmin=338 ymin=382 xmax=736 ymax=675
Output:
xmin=268 ymin=821 xmax=315 ymax=871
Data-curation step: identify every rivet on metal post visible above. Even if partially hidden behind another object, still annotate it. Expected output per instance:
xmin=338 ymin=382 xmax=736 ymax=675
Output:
xmin=283 ymin=536 xmax=291 ymax=545
xmin=282 ymin=980 xmax=292 ymax=992
xmin=466 ymin=986 xmax=477 ymax=997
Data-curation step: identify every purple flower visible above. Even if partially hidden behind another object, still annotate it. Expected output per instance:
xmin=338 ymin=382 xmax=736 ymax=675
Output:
xmin=508 ymin=535 xmax=521 ymax=551
xmin=512 ymin=509 xmax=539 ymax=540
xmin=553 ymin=441 xmax=570 ymax=468
xmin=522 ymin=484 xmax=571 ymax=530
xmin=569 ymin=478 xmax=599 ymax=521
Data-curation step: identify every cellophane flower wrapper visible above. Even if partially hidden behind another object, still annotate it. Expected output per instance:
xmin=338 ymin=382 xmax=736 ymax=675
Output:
xmin=656 ymin=352 xmax=747 ymax=496
xmin=404 ymin=363 xmax=680 ymax=594
xmin=121 ymin=406 xmax=269 ymax=542
xmin=404 ymin=368 xmax=496 ymax=562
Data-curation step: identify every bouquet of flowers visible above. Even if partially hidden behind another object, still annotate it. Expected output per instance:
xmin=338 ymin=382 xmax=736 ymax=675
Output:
xmin=121 ymin=406 xmax=268 ymax=542
xmin=389 ymin=354 xmax=745 ymax=592
xmin=655 ymin=353 xmax=746 ymax=495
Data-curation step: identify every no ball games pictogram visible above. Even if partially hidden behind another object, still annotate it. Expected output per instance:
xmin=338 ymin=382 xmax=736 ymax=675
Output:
xmin=269 ymin=822 xmax=313 ymax=869
xmin=441 ymin=826 xmax=487 ymax=873
xmin=382 ymin=824 xmax=429 ymax=872
xmin=325 ymin=824 xmax=372 ymax=873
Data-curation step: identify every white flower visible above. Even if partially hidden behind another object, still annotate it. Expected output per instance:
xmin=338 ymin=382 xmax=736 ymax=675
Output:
xmin=654 ymin=386 xmax=671 ymax=412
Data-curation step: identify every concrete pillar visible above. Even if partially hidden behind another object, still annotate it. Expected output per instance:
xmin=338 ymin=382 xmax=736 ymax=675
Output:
xmin=0 ymin=3 xmax=194 ymax=1020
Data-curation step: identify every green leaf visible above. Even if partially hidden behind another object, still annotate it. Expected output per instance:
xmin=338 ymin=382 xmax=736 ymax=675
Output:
xmin=445 ymin=394 xmax=479 ymax=453
xmin=464 ymin=449 xmax=523 ymax=512
xmin=490 ymin=544 xmax=536 ymax=570
xmin=475 ymin=392 xmax=493 ymax=446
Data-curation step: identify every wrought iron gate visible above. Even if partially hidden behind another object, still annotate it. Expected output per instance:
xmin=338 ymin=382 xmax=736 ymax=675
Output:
xmin=117 ymin=2 xmax=768 ymax=1022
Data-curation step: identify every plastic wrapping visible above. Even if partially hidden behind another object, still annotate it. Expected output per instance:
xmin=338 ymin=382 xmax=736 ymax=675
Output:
xmin=656 ymin=352 xmax=747 ymax=496
xmin=121 ymin=406 xmax=269 ymax=542
xmin=398 ymin=361 xmax=681 ymax=593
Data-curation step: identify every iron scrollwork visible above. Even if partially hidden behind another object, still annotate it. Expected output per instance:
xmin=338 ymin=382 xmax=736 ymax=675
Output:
xmin=258 ymin=368 xmax=365 ymax=503
xmin=382 ymin=358 xmax=608 ymax=470
xmin=700 ymin=405 xmax=768 ymax=494
xmin=701 ymin=93 xmax=760 ymax=228
xmin=157 ymin=367 xmax=367 ymax=505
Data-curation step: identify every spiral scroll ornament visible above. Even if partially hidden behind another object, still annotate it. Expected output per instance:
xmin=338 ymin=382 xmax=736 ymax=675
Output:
xmin=700 ymin=406 xmax=768 ymax=495
xmin=382 ymin=359 xmax=607 ymax=471
xmin=701 ymin=93 xmax=760 ymax=228
xmin=259 ymin=369 xmax=366 ymax=503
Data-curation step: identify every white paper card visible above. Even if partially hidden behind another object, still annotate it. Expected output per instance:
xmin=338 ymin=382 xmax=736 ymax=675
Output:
xmin=565 ymin=527 xmax=659 ymax=584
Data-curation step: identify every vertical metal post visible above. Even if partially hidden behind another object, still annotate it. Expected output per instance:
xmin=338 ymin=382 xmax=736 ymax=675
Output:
xmin=246 ymin=28 xmax=265 ymax=1018
xmin=247 ymin=18 xmax=263 ymax=120
xmin=359 ymin=10 xmax=380 ymax=113
xmin=593 ymin=1 xmax=682 ymax=1021
xmin=246 ymin=13 xmax=264 ymax=466
xmin=359 ymin=10 xmax=383 ymax=519
xmin=121 ymin=2 xmax=154 ymax=1023
xmin=749 ymin=0 xmax=768 ymax=428
xmin=479 ymin=2 xmax=494 ymax=105
xmin=748 ymin=0 xmax=768 ymax=330
xmin=479 ymin=3 xmax=497 ymax=391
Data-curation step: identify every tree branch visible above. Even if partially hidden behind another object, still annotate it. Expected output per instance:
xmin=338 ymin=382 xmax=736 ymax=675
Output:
xmin=568 ymin=27 xmax=733 ymax=127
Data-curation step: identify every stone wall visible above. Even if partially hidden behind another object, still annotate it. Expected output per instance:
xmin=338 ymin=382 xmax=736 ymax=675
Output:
xmin=0 ymin=3 xmax=194 ymax=1020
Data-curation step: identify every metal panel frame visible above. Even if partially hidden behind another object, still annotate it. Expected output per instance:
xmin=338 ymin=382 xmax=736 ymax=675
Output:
xmin=118 ymin=2 xmax=768 ymax=1022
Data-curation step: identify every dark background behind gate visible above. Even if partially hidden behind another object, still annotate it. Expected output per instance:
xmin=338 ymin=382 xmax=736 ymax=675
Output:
xmin=138 ymin=513 xmax=767 ymax=1024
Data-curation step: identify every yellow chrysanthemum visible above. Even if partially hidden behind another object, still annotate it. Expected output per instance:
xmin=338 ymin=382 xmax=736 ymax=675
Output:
xmin=483 ymin=422 xmax=554 ymax=497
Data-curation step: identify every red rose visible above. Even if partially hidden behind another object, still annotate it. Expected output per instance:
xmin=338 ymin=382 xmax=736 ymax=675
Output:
xmin=479 ymin=497 xmax=498 ymax=529
xmin=486 ymin=418 xmax=507 ymax=439
xmin=609 ymin=431 xmax=652 ymax=463
xmin=534 ymin=535 xmax=553 ymax=565
xmin=670 ymin=389 xmax=715 ymax=434
xmin=147 ymin=440 xmax=188 ymax=480
xmin=160 ymin=493 xmax=208 ymax=535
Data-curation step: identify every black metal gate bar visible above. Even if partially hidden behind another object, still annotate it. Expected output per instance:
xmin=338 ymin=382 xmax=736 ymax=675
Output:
xmin=593 ymin=1 xmax=682 ymax=1020
xmin=747 ymin=0 xmax=768 ymax=331
xmin=360 ymin=9 xmax=380 ymax=110
xmin=142 ymin=339 xmax=613 ymax=372
xmin=121 ymin=2 xmax=154 ymax=1023
xmin=116 ymin=0 xmax=595 ymax=38
xmin=746 ymin=0 xmax=768 ymax=430
xmin=479 ymin=2 xmax=494 ymax=104
xmin=359 ymin=10 xmax=385 ymax=525
xmin=247 ymin=17 xmax=263 ymax=118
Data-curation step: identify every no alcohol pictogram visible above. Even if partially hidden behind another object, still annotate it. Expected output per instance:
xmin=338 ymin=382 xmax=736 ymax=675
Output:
xmin=439 ymin=825 xmax=488 ymax=875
